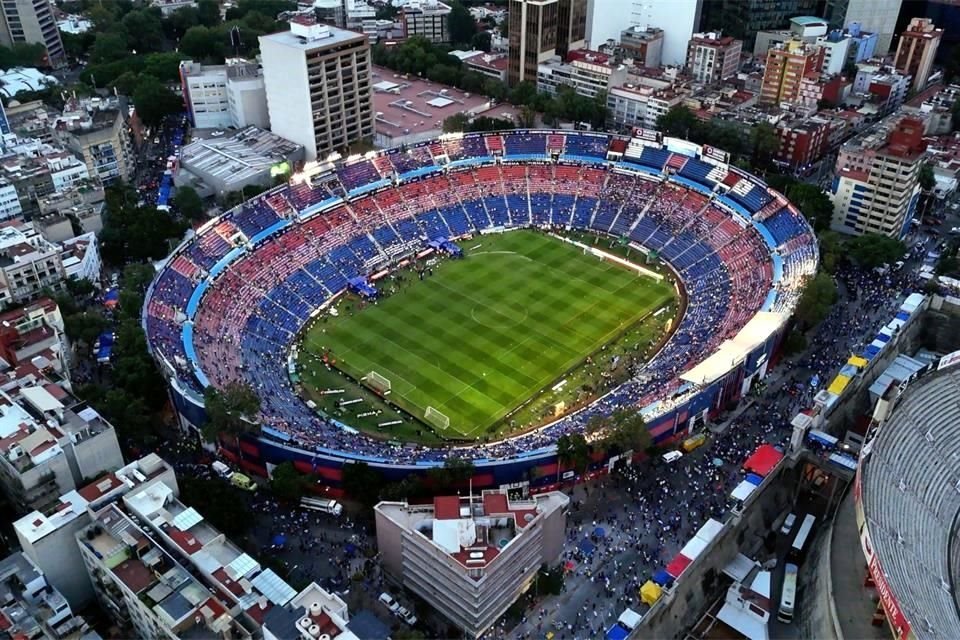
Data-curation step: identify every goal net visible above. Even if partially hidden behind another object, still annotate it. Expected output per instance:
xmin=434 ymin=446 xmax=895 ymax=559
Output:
xmin=425 ymin=406 xmax=450 ymax=431
xmin=363 ymin=371 xmax=392 ymax=394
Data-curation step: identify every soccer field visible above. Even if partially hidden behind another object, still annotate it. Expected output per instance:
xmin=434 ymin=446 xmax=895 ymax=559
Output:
xmin=301 ymin=231 xmax=675 ymax=439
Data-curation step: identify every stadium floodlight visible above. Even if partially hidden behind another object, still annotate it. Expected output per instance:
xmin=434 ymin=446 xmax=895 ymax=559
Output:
xmin=363 ymin=371 xmax=392 ymax=394
xmin=425 ymin=406 xmax=450 ymax=431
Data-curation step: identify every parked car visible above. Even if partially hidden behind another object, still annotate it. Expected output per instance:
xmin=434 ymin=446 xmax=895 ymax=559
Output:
xmin=378 ymin=593 xmax=400 ymax=613
xmin=780 ymin=513 xmax=797 ymax=535
xmin=661 ymin=451 xmax=683 ymax=464
xmin=397 ymin=606 xmax=417 ymax=625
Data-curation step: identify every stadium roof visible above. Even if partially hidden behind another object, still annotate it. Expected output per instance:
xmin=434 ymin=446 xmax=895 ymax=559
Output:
xmin=680 ymin=313 xmax=786 ymax=386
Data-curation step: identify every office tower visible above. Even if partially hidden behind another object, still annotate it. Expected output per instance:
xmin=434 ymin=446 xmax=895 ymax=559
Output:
xmin=402 ymin=0 xmax=452 ymax=43
xmin=507 ymin=0 xmax=586 ymax=86
xmin=259 ymin=16 xmax=373 ymax=160
xmin=893 ymin=17 xmax=942 ymax=92
xmin=823 ymin=0 xmax=903 ymax=54
xmin=699 ymin=0 xmax=817 ymax=49
xmin=629 ymin=0 xmax=703 ymax=66
xmin=686 ymin=32 xmax=743 ymax=84
xmin=0 ymin=0 xmax=64 ymax=66
xmin=179 ymin=59 xmax=270 ymax=130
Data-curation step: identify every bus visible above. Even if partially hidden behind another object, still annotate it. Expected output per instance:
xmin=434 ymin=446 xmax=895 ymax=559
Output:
xmin=788 ymin=514 xmax=817 ymax=563
xmin=777 ymin=563 xmax=798 ymax=623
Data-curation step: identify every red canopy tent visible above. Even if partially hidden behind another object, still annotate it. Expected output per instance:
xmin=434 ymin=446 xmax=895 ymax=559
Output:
xmin=742 ymin=444 xmax=784 ymax=477
xmin=665 ymin=553 xmax=692 ymax=579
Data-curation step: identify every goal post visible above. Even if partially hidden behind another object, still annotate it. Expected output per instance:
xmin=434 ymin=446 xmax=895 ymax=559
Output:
xmin=363 ymin=371 xmax=392 ymax=394
xmin=424 ymin=406 xmax=450 ymax=431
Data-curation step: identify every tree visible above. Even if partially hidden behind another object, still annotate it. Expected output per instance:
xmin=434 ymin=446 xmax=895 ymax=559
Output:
xmin=657 ymin=105 xmax=701 ymax=139
xmin=794 ymin=272 xmax=837 ymax=329
xmin=816 ymin=229 xmax=843 ymax=273
xmin=919 ymin=163 xmax=935 ymax=192
xmin=64 ymin=311 xmax=109 ymax=345
xmin=179 ymin=476 xmax=253 ymax=538
xmin=443 ymin=112 xmax=470 ymax=133
xmin=846 ymin=233 xmax=906 ymax=269
xmin=270 ymin=462 xmax=310 ymax=503
xmin=427 ymin=457 xmax=474 ymax=493
xmin=90 ymin=33 xmax=129 ymax=64
xmin=66 ymin=277 xmax=97 ymax=298
xmin=202 ymin=381 xmax=261 ymax=442
xmin=99 ymin=191 xmax=187 ymax=266
xmin=471 ymin=31 xmax=492 ymax=53
xmin=132 ymin=75 xmax=183 ymax=127
xmin=0 ymin=43 xmax=48 ymax=69
xmin=518 ymin=105 xmax=537 ymax=128
xmin=447 ymin=0 xmax=477 ymax=46
xmin=603 ymin=408 xmax=651 ymax=453
xmin=173 ymin=186 xmax=205 ymax=220
xmin=784 ymin=181 xmax=834 ymax=232
xmin=179 ymin=25 xmax=223 ymax=61
xmin=750 ymin=122 xmax=780 ymax=171
xmin=121 ymin=9 xmax=164 ymax=53
xmin=197 ymin=0 xmax=222 ymax=27
xmin=556 ymin=433 xmax=589 ymax=475
xmin=341 ymin=461 xmax=383 ymax=507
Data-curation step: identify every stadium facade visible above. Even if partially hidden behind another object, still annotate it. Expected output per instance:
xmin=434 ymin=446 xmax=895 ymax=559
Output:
xmin=144 ymin=130 xmax=818 ymax=487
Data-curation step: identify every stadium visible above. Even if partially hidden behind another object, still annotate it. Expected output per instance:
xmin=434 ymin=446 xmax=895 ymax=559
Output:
xmin=854 ymin=362 xmax=960 ymax=640
xmin=143 ymin=129 xmax=818 ymax=485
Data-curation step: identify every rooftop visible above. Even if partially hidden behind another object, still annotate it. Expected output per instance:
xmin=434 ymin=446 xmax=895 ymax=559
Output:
xmin=179 ymin=126 xmax=303 ymax=185
xmin=260 ymin=17 xmax=365 ymax=51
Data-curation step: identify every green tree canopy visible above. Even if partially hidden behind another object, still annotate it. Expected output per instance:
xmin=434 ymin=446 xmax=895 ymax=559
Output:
xmin=90 ymin=33 xmax=129 ymax=64
xmin=132 ymin=75 xmax=183 ymax=127
xmin=341 ymin=461 xmax=383 ymax=507
xmin=556 ymin=433 xmax=589 ymax=474
xmin=173 ymin=185 xmax=205 ymax=220
xmin=794 ymin=271 xmax=838 ymax=329
xmin=919 ymin=163 xmax=936 ymax=192
xmin=202 ymin=381 xmax=261 ymax=441
xmin=270 ymin=462 xmax=311 ymax=503
xmin=447 ymin=0 xmax=477 ymax=46
xmin=656 ymin=105 xmax=701 ymax=139
xmin=121 ymin=9 xmax=165 ymax=53
xmin=846 ymin=233 xmax=906 ymax=269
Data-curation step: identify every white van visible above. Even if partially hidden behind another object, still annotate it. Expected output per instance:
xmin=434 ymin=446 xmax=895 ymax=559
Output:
xmin=661 ymin=451 xmax=683 ymax=464
xmin=780 ymin=512 xmax=797 ymax=535
xmin=211 ymin=461 xmax=232 ymax=478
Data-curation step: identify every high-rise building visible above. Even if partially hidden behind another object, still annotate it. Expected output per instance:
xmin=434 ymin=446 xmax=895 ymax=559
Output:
xmin=685 ymin=31 xmax=742 ymax=84
xmin=700 ymin=0 xmax=817 ymax=48
xmin=259 ymin=16 xmax=373 ymax=160
xmin=402 ymin=0 xmax=451 ymax=43
xmin=375 ymin=490 xmax=569 ymax=638
xmin=507 ymin=0 xmax=586 ymax=86
xmin=0 ymin=0 xmax=64 ymax=66
xmin=759 ymin=39 xmax=825 ymax=106
xmin=628 ymin=0 xmax=703 ymax=66
xmin=893 ymin=17 xmax=942 ymax=92
xmin=830 ymin=115 xmax=926 ymax=238
xmin=179 ymin=59 xmax=270 ymax=130
xmin=822 ymin=0 xmax=902 ymax=54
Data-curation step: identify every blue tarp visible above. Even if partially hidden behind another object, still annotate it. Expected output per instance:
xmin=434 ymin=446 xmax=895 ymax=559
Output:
xmin=96 ymin=332 xmax=114 ymax=362
xmin=745 ymin=473 xmax=764 ymax=486
xmin=652 ymin=569 xmax=672 ymax=586
xmin=579 ymin=539 xmax=596 ymax=555
xmin=605 ymin=624 xmax=630 ymax=640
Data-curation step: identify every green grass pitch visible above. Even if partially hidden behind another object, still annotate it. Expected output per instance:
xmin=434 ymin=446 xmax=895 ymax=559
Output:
xmin=300 ymin=231 xmax=675 ymax=439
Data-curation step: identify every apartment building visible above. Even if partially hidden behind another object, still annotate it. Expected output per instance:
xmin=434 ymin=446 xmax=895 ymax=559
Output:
xmin=0 ymin=552 xmax=94 ymax=639
xmin=51 ymin=97 xmax=134 ymax=184
xmin=775 ymin=115 xmax=832 ymax=169
xmin=0 ymin=0 xmax=64 ymax=66
xmin=607 ymin=83 xmax=686 ymax=130
xmin=758 ymin=39 xmax=825 ymax=107
xmin=537 ymin=49 xmax=627 ymax=98
xmin=619 ymin=26 xmax=663 ymax=70
xmin=0 ymin=296 xmax=64 ymax=366
xmin=0 ymin=223 xmax=66 ymax=303
xmin=822 ymin=0 xmax=903 ymax=54
xmin=852 ymin=63 xmax=910 ymax=116
xmin=375 ymin=490 xmax=569 ymax=638
xmin=0 ymin=376 xmax=123 ymax=516
xmin=507 ymin=0 xmax=585 ymax=86
xmin=830 ymin=115 xmax=926 ymax=238
xmin=262 ymin=582 xmax=360 ymax=640
xmin=259 ymin=16 xmax=373 ymax=161
xmin=893 ymin=18 xmax=942 ymax=92
xmin=14 ymin=454 xmax=177 ymax=608
xmin=179 ymin=59 xmax=270 ymax=130
xmin=402 ymin=0 xmax=451 ymax=43
xmin=0 ymin=137 xmax=92 ymax=219
xmin=685 ymin=32 xmax=742 ymax=85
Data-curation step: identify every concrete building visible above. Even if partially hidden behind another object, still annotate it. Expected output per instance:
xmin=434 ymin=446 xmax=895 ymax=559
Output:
xmin=0 ymin=376 xmax=123 ymax=515
xmin=59 ymin=232 xmax=100 ymax=285
xmin=402 ymin=0 xmax=451 ymax=43
xmin=830 ymin=115 xmax=926 ymax=238
xmin=685 ymin=32 xmax=741 ymax=85
xmin=752 ymin=14 xmax=828 ymax=56
xmin=759 ymin=39 xmax=825 ymax=107
xmin=893 ymin=18 xmax=943 ymax=93
xmin=14 ymin=454 xmax=177 ymax=608
xmin=261 ymin=582 xmax=359 ymax=640
xmin=0 ymin=223 xmax=67 ymax=304
xmin=52 ymin=97 xmax=134 ymax=184
xmin=176 ymin=126 xmax=303 ymax=196
xmin=179 ymin=59 xmax=270 ymax=130
xmin=537 ymin=49 xmax=627 ymax=98
xmin=852 ymin=62 xmax=910 ymax=116
xmin=37 ymin=184 xmax=105 ymax=240
xmin=507 ymin=0 xmax=586 ymax=86
xmin=461 ymin=52 xmax=509 ymax=82
xmin=259 ymin=16 xmax=373 ymax=161
xmin=700 ymin=0 xmax=816 ymax=49
xmin=607 ymin=82 xmax=686 ymax=129
xmin=0 ymin=551 xmax=95 ymax=639
xmin=150 ymin=0 xmax=196 ymax=15
xmin=623 ymin=0 xmax=701 ymax=66
xmin=775 ymin=115 xmax=832 ymax=169
xmin=0 ymin=136 xmax=92 ymax=219
xmin=815 ymin=30 xmax=852 ymax=75
xmin=619 ymin=26 xmax=663 ymax=70
xmin=375 ymin=490 xmax=569 ymax=638
xmin=822 ymin=0 xmax=902 ymax=54
xmin=0 ymin=0 xmax=64 ymax=66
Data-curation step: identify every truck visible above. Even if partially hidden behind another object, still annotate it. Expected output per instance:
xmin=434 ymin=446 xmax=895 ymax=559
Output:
xmin=211 ymin=462 xmax=257 ymax=491
xmin=777 ymin=563 xmax=798 ymax=623
xmin=300 ymin=496 xmax=343 ymax=516
xmin=682 ymin=433 xmax=707 ymax=453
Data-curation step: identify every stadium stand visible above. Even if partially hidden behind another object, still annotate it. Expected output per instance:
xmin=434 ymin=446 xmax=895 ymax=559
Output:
xmin=144 ymin=131 xmax=817 ymax=466
xmin=858 ymin=367 xmax=960 ymax=639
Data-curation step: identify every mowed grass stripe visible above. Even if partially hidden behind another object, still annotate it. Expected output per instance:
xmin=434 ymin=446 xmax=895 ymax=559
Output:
xmin=308 ymin=232 xmax=675 ymax=436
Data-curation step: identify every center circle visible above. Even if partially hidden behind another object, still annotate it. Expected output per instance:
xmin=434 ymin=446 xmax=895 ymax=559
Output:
xmin=470 ymin=304 xmax=529 ymax=329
